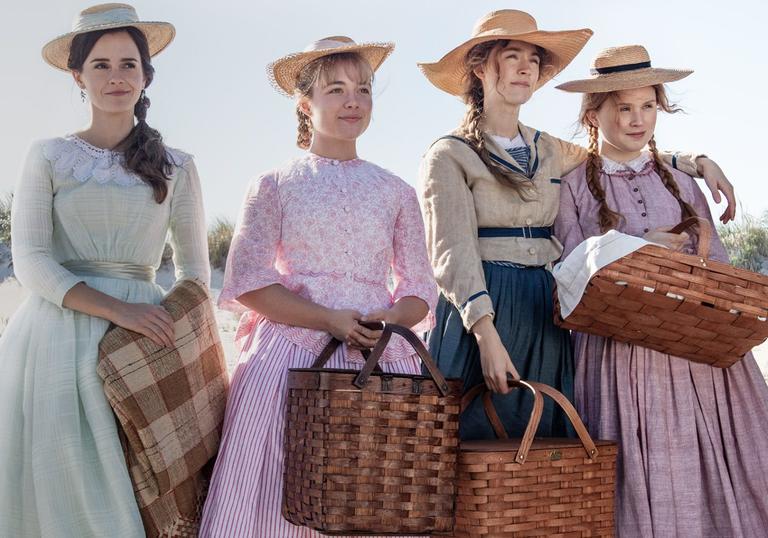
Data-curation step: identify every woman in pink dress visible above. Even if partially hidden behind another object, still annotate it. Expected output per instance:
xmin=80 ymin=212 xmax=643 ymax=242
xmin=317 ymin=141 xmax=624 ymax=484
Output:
xmin=554 ymin=45 xmax=768 ymax=537
xmin=199 ymin=37 xmax=437 ymax=537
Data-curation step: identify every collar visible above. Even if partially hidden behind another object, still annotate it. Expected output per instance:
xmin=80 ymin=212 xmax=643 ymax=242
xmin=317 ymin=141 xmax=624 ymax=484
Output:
xmin=601 ymin=152 xmax=652 ymax=174
xmin=484 ymin=122 xmax=541 ymax=178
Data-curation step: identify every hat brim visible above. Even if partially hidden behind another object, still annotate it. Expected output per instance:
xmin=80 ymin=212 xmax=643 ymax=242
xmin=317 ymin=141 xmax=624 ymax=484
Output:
xmin=267 ymin=42 xmax=394 ymax=97
xmin=556 ymin=67 xmax=693 ymax=93
xmin=417 ymin=28 xmax=593 ymax=96
xmin=42 ymin=21 xmax=176 ymax=71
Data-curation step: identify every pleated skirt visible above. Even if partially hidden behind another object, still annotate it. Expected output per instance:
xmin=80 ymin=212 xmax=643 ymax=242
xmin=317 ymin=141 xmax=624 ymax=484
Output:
xmin=575 ymin=333 xmax=768 ymax=537
xmin=427 ymin=262 xmax=575 ymax=440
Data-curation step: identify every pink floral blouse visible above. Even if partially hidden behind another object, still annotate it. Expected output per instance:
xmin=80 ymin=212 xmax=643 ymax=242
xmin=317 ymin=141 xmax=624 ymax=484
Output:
xmin=219 ymin=154 xmax=438 ymax=363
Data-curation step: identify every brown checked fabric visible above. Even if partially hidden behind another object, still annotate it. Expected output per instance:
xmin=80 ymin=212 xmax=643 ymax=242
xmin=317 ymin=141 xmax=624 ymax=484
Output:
xmin=98 ymin=279 xmax=229 ymax=537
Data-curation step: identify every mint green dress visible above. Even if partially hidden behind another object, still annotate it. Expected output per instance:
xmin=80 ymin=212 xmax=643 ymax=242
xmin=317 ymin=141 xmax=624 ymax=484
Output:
xmin=0 ymin=135 xmax=210 ymax=537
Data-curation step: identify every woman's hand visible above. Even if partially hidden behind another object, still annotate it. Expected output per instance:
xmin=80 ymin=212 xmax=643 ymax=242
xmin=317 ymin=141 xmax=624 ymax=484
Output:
xmin=472 ymin=316 xmax=520 ymax=394
xmin=643 ymin=226 xmax=689 ymax=251
xmin=325 ymin=308 xmax=365 ymax=344
xmin=696 ymin=157 xmax=736 ymax=224
xmin=325 ymin=308 xmax=384 ymax=350
xmin=110 ymin=302 xmax=175 ymax=348
xmin=349 ymin=309 xmax=393 ymax=349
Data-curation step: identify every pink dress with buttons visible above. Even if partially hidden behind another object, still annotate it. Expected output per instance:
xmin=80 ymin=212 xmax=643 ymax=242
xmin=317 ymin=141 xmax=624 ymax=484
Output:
xmin=200 ymin=154 xmax=438 ymax=538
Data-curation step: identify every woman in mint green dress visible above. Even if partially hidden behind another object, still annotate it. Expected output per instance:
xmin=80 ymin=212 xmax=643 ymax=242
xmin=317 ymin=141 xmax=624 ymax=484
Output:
xmin=0 ymin=5 xmax=209 ymax=537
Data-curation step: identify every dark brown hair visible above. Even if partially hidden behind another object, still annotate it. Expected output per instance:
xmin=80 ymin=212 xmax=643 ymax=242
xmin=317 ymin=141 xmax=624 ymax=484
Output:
xmin=293 ymin=52 xmax=374 ymax=150
xmin=68 ymin=26 xmax=173 ymax=203
xmin=579 ymin=84 xmax=696 ymax=232
xmin=458 ymin=39 xmax=554 ymax=194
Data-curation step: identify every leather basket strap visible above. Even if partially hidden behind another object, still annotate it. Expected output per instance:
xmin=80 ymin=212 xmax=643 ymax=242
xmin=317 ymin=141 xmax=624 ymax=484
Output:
xmin=527 ymin=381 xmax=599 ymax=460
xmin=353 ymin=323 xmax=451 ymax=396
xmin=463 ymin=378 xmax=599 ymax=463
xmin=311 ymin=338 xmax=343 ymax=368
xmin=462 ymin=379 xmax=543 ymax=464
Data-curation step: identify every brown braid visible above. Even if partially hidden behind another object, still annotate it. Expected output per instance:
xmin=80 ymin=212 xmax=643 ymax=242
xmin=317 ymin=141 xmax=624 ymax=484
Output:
xmin=69 ymin=27 xmax=173 ymax=203
xmin=578 ymin=84 xmax=687 ymax=232
xmin=456 ymin=40 xmax=553 ymax=195
xmin=292 ymin=52 xmax=373 ymax=150
xmin=647 ymin=136 xmax=698 ymax=221
xmin=585 ymin=123 xmax=624 ymax=232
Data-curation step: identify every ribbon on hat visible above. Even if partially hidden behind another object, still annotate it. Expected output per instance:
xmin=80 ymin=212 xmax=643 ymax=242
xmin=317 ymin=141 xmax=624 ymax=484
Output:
xmin=591 ymin=61 xmax=652 ymax=75
xmin=72 ymin=5 xmax=139 ymax=32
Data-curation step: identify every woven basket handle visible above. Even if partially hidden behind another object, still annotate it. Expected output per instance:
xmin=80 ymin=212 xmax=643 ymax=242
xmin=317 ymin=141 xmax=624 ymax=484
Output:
xmin=667 ymin=216 xmax=712 ymax=258
xmin=353 ymin=323 xmax=451 ymax=397
xmin=462 ymin=378 xmax=599 ymax=464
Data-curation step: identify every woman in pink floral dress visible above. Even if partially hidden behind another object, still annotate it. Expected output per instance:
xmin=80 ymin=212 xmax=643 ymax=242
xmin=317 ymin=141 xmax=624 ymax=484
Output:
xmin=199 ymin=37 xmax=438 ymax=538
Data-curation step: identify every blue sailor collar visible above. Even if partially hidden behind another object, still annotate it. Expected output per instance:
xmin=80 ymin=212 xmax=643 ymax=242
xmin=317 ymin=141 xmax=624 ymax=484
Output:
xmin=484 ymin=123 xmax=542 ymax=179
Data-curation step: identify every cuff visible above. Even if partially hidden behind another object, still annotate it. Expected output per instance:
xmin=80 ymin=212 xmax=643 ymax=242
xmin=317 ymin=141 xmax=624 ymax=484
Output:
xmin=217 ymin=270 xmax=283 ymax=313
xmin=671 ymin=151 xmax=707 ymax=177
xmin=52 ymin=276 xmax=85 ymax=308
xmin=460 ymin=291 xmax=495 ymax=331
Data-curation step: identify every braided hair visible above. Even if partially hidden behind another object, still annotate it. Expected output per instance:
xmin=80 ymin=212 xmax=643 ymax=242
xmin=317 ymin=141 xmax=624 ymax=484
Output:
xmin=457 ymin=40 xmax=553 ymax=195
xmin=293 ymin=52 xmax=373 ymax=150
xmin=68 ymin=27 xmax=173 ymax=204
xmin=584 ymin=122 xmax=624 ymax=232
xmin=647 ymin=135 xmax=698 ymax=222
xmin=579 ymin=84 xmax=693 ymax=232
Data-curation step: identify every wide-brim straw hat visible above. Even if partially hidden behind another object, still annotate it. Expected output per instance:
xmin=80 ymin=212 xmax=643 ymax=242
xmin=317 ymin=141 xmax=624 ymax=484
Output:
xmin=268 ymin=36 xmax=394 ymax=97
xmin=556 ymin=45 xmax=692 ymax=93
xmin=42 ymin=3 xmax=175 ymax=71
xmin=418 ymin=10 xmax=593 ymax=96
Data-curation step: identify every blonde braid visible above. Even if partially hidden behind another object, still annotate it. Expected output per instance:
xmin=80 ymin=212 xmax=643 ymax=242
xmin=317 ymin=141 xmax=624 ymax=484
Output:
xmin=647 ymin=136 xmax=697 ymax=221
xmin=585 ymin=123 xmax=623 ymax=232
xmin=296 ymin=107 xmax=312 ymax=150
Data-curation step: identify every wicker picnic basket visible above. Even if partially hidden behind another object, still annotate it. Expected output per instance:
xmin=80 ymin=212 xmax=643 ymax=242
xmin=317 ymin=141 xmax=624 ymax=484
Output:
xmin=454 ymin=379 xmax=617 ymax=537
xmin=555 ymin=217 xmax=768 ymax=368
xmin=282 ymin=323 xmax=463 ymax=535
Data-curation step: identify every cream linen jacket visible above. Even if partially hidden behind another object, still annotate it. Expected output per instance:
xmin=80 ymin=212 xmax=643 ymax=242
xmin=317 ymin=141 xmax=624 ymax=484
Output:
xmin=418 ymin=122 xmax=700 ymax=331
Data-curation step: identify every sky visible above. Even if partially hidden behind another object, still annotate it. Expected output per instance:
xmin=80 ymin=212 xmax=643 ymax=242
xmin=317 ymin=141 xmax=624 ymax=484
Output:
xmin=1 ymin=0 xmax=766 ymax=225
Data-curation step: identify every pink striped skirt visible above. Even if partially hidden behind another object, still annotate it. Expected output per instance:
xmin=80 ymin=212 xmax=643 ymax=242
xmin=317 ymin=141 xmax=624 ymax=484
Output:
xmin=199 ymin=322 xmax=422 ymax=537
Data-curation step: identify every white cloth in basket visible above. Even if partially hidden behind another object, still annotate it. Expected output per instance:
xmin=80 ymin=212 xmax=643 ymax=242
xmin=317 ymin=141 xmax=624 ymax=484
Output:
xmin=553 ymin=230 xmax=663 ymax=318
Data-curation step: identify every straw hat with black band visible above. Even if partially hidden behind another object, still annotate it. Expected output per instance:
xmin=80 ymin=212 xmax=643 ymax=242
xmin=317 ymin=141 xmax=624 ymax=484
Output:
xmin=42 ymin=3 xmax=175 ymax=71
xmin=268 ymin=36 xmax=394 ymax=97
xmin=418 ymin=9 xmax=593 ymax=96
xmin=556 ymin=45 xmax=692 ymax=93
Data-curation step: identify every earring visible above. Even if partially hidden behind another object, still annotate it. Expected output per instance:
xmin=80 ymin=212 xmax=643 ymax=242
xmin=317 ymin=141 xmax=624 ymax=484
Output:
xmin=140 ymin=89 xmax=146 ymax=104
xmin=80 ymin=89 xmax=86 ymax=102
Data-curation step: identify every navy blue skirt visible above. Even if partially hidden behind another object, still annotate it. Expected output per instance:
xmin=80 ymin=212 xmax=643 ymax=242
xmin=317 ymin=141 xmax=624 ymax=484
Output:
xmin=427 ymin=262 xmax=575 ymax=440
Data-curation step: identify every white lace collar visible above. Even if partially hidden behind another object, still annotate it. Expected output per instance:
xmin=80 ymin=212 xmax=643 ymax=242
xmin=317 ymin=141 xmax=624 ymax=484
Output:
xmin=601 ymin=152 xmax=652 ymax=174
xmin=42 ymin=135 xmax=189 ymax=186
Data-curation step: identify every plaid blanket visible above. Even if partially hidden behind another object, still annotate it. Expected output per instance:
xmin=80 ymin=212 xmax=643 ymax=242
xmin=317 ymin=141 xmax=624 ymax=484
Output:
xmin=98 ymin=279 xmax=229 ymax=537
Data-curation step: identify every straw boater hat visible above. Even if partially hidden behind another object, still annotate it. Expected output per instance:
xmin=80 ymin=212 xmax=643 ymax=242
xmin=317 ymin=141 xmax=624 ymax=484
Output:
xmin=556 ymin=45 xmax=693 ymax=93
xmin=418 ymin=10 xmax=593 ymax=96
xmin=268 ymin=36 xmax=394 ymax=97
xmin=42 ymin=3 xmax=175 ymax=71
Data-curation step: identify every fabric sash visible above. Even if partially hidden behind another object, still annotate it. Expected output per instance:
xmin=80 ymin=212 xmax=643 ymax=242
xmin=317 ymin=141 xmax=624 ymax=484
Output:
xmin=62 ymin=260 xmax=157 ymax=282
